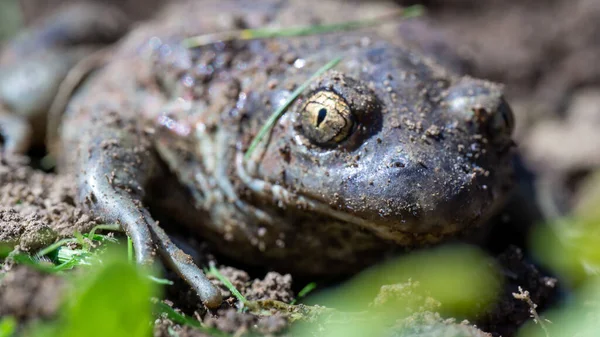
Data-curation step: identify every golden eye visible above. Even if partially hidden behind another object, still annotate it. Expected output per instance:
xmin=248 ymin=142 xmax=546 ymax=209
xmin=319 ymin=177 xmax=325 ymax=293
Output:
xmin=300 ymin=91 xmax=354 ymax=145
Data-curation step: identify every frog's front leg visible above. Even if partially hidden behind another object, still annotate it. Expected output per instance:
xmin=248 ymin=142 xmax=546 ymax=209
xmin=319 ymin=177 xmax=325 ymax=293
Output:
xmin=68 ymin=110 xmax=221 ymax=307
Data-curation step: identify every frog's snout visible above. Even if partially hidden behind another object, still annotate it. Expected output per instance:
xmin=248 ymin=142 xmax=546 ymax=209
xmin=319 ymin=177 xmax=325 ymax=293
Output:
xmin=445 ymin=78 xmax=515 ymax=148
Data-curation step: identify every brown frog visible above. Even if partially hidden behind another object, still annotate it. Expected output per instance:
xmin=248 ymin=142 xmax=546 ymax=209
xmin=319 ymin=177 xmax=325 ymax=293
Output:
xmin=0 ymin=1 xmax=515 ymax=307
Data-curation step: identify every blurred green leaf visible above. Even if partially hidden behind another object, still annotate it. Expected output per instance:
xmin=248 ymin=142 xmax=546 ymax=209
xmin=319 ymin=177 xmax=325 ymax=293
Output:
xmin=0 ymin=317 xmax=16 ymax=337
xmin=295 ymin=245 xmax=501 ymax=337
xmin=531 ymin=211 xmax=600 ymax=284
xmin=307 ymin=245 xmax=500 ymax=315
xmin=59 ymin=252 xmax=159 ymax=337
xmin=0 ymin=0 xmax=22 ymax=41
xmin=523 ymin=173 xmax=600 ymax=336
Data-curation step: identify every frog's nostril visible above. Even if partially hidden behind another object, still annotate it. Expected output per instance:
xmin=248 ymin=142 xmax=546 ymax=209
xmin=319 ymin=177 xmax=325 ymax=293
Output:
xmin=489 ymin=99 xmax=515 ymax=137
xmin=471 ymin=99 xmax=515 ymax=144
xmin=389 ymin=159 xmax=406 ymax=168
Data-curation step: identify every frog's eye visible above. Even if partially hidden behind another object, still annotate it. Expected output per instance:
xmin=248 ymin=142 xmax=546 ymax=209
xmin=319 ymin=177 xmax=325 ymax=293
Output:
xmin=300 ymin=91 xmax=354 ymax=146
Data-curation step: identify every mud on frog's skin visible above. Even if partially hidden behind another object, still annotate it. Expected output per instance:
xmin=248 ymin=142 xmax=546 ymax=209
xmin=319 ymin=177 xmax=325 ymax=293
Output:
xmin=0 ymin=1 xmax=515 ymax=307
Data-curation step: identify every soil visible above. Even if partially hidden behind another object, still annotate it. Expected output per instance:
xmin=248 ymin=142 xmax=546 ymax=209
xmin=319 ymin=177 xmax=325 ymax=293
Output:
xmin=2 ymin=0 xmax=600 ymax=336
xmin=0 ymin=156 xmax=97 ymax=252
xmin=0 ymin=266 xmax=66 ymax=321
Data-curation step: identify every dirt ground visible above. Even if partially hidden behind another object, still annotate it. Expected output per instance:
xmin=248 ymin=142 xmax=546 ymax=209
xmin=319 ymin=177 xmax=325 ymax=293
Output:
xmin=2 ymin=0 xmax=600 ymax=336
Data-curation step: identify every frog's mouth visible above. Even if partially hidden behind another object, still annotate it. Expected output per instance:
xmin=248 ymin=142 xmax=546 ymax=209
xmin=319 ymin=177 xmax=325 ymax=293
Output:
xmin=234 ymin=149 xmax=417 ymax=243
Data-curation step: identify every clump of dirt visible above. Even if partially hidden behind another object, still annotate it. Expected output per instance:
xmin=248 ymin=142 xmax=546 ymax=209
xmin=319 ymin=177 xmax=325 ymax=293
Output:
xmin=479 ymin=246 xmax=558 ymax=337
xmin=0 ymin=266 xmax=65 ymax=320
xmin=203 ymin=308 xmax=288 ymax=336
xmin=207 ymin=268 xmax=294 ymax=303
xmin=0 ymin=155 xmax=97 ymax=252
xmin=154 ymin=313 xmax=288 ymax=337
xmin=164 ymin=267 xmax=293 ymax=336
xmin=247 ymin=272 xmax=294 ymax=302
xmin=391 ymin=311 xmax=493 ymax=337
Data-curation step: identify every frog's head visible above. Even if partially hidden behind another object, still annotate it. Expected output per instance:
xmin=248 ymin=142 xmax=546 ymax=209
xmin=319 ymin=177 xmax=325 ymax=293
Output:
xmin=246 ymin=39 xmax=515 ymax=245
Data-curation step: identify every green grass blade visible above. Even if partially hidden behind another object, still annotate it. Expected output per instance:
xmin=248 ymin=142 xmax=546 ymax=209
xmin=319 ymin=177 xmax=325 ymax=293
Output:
xmin=127 ymin=235 xmax=133 ymax=263
xmin=86 ymin=223 xmax=121 ymax=243
xmin=53 ymin=253 xmax=92 ymax=272
xmin=291 ymin=282 xmax=317 ymax=304
xmin=148 ymin=275 xmax=174 ymax=285
xmin=36 ymin=238 xmax=80 ymax=257
xmin=9 ymin=253 xmax=58 ymax=273
xmin=298 ymin=282 xmax=317 ymax=298
xmin=55 ymin=247 xmax=91 ymax=265
xmin=154 ymin=302 xmax=201 ymax=328
xmin=182 ymin=5 xmax=425 ymax=48
xmin=207 ymin=264 xmax=248 ymax=305
xmin=244 ymin=56 xmax=342 ymax=159
xmin=36 ymin=225 xmax=121 ymax=258
xmin=154 ymin=302 xmax=234 ymax=337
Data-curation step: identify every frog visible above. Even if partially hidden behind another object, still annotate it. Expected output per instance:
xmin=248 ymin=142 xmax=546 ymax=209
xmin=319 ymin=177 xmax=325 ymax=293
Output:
xmin=0 ymin=0 xmax=515 ymax=308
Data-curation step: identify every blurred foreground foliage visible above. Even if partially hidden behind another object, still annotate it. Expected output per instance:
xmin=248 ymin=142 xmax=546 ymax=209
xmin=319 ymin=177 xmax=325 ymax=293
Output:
xmin=532 ymin=172 xmax=600 ymax=285
xmin=22 ymin=249 xmax=159 ymax=337
xmin=525 ymin=173 xmax=600 ymax=336
xmin=292 ymin=245 xmax=501 ymax=337
xmin=0 ymin=0 xmax=22 ymax=41
xmin=4 ymin=177 xmax=600 ymax=336
xmin=1 ymin=238 xmax=501 ymax=337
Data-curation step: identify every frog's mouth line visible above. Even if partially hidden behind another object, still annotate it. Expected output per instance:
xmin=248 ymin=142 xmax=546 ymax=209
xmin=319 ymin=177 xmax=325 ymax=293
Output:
xmin=234 ymin=149 xmax=400 ymax=242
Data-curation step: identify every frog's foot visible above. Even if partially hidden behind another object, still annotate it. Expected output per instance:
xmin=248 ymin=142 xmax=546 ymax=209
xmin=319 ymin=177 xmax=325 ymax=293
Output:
xmin=0 ymin=108 xmax=32 ymax=155
xmin=147 ymin=219 xmax=223 ymax=308
xmin=76 ymin=129 xmax=221 ymax=308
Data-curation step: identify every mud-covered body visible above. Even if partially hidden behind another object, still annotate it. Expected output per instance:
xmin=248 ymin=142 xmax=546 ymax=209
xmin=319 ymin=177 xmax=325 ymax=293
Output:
xmin=52 ymin=1 xmax=514 ymax=274
xmin=0 ymin=0 xmax=515 ymax=306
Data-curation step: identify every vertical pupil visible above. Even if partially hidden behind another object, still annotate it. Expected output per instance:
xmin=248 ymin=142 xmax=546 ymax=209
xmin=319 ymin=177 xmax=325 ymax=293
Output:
xmin=316 ymin=108 xmax=327 ymax=127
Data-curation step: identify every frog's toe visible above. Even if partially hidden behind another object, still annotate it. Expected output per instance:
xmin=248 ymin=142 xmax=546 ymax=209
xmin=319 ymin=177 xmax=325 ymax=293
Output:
xmin=147 ymin=221 xmax=222 ymax=308
xmin=0 ymin=110 xmax=32 ymax=155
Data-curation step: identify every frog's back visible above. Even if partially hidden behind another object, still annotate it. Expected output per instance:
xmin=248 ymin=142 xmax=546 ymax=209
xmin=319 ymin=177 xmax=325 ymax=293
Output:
xmin=59 ymin=0 xmax=413 ymax=172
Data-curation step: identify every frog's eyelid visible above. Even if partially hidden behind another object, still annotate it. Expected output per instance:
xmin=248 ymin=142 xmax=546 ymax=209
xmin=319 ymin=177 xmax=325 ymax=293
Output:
xmin=307 ymin=87 xmax=347 ymax=101
xmin=331 ymin=117 xmax=351 ymax=142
